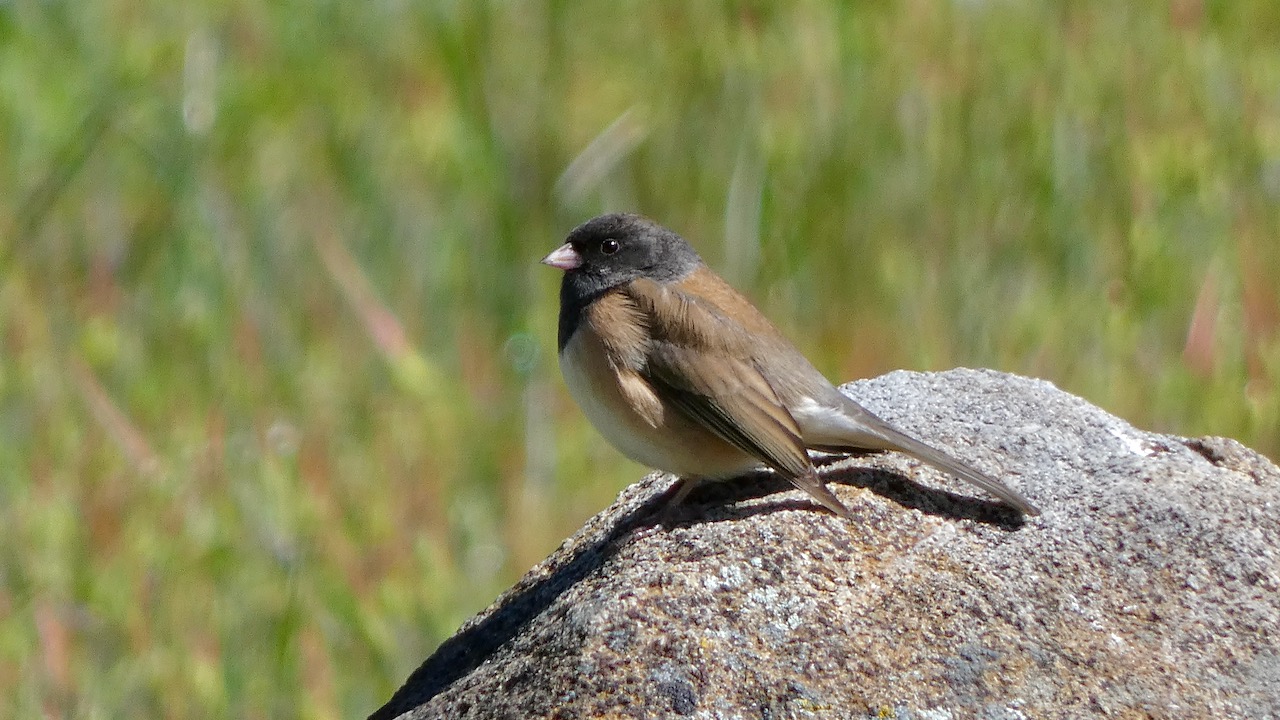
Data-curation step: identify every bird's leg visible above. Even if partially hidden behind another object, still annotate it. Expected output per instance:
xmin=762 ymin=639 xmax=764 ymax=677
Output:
xmin=666 ymin=476 xmax=703 ymax=508
xmin=642 ymin=476 xmax=707 ymax=527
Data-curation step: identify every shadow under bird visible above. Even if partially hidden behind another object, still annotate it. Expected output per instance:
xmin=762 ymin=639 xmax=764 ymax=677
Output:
xmin=541 ymin=213 xmax=1040 ymax=519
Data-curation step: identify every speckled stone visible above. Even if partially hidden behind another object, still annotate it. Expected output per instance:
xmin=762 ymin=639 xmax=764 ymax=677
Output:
xmin=372 ymin=369 xmax=1280 ymax=720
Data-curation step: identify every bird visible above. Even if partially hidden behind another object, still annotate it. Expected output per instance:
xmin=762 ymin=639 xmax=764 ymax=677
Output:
xmin=541 ymin=213 xmax=1040 ymax=519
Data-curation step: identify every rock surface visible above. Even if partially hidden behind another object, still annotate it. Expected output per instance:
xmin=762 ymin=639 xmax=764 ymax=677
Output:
xmin=371 ymin=369 xmax=1280 ymax=720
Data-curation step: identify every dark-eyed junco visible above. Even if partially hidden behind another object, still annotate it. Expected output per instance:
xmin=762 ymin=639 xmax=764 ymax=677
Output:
xmin=541 ymin=213 xmax=1040 ymax=518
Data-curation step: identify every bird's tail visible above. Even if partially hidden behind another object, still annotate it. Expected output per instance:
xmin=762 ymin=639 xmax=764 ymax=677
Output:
xmin=871 ymin=423 xmax=1041 ymax=516
xmin=806 ymin=398 xmax=1041 ymax=516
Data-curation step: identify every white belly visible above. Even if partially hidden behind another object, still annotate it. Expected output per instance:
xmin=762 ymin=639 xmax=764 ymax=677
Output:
xmin=559 ymin=330 xmax=758 ymax=478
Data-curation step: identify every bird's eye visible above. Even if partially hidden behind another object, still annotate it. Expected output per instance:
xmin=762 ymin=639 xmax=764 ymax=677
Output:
xmin=601 ymin=239 xmax=620 ymax=255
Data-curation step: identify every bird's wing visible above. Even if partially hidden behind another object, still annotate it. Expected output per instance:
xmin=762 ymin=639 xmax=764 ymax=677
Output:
xmin=624 ymin=277 xmax=812 ymax=480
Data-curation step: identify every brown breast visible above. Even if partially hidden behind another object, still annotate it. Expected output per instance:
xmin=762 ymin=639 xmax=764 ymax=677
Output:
xmin=559 ymin=289 xmax=759 ymax=479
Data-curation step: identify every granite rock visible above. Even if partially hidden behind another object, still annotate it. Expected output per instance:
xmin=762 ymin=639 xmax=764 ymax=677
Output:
xmin=372 ymin=369 xmax=1280 ymax=719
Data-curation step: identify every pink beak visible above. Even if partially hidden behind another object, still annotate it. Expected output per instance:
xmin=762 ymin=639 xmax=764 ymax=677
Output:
xmin=541 ymin=243 xmax=582 ymax=271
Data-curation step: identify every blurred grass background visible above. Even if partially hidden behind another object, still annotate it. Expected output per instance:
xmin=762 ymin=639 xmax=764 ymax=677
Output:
xmin=2 ymin=0 xmax=1279 ymax=717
